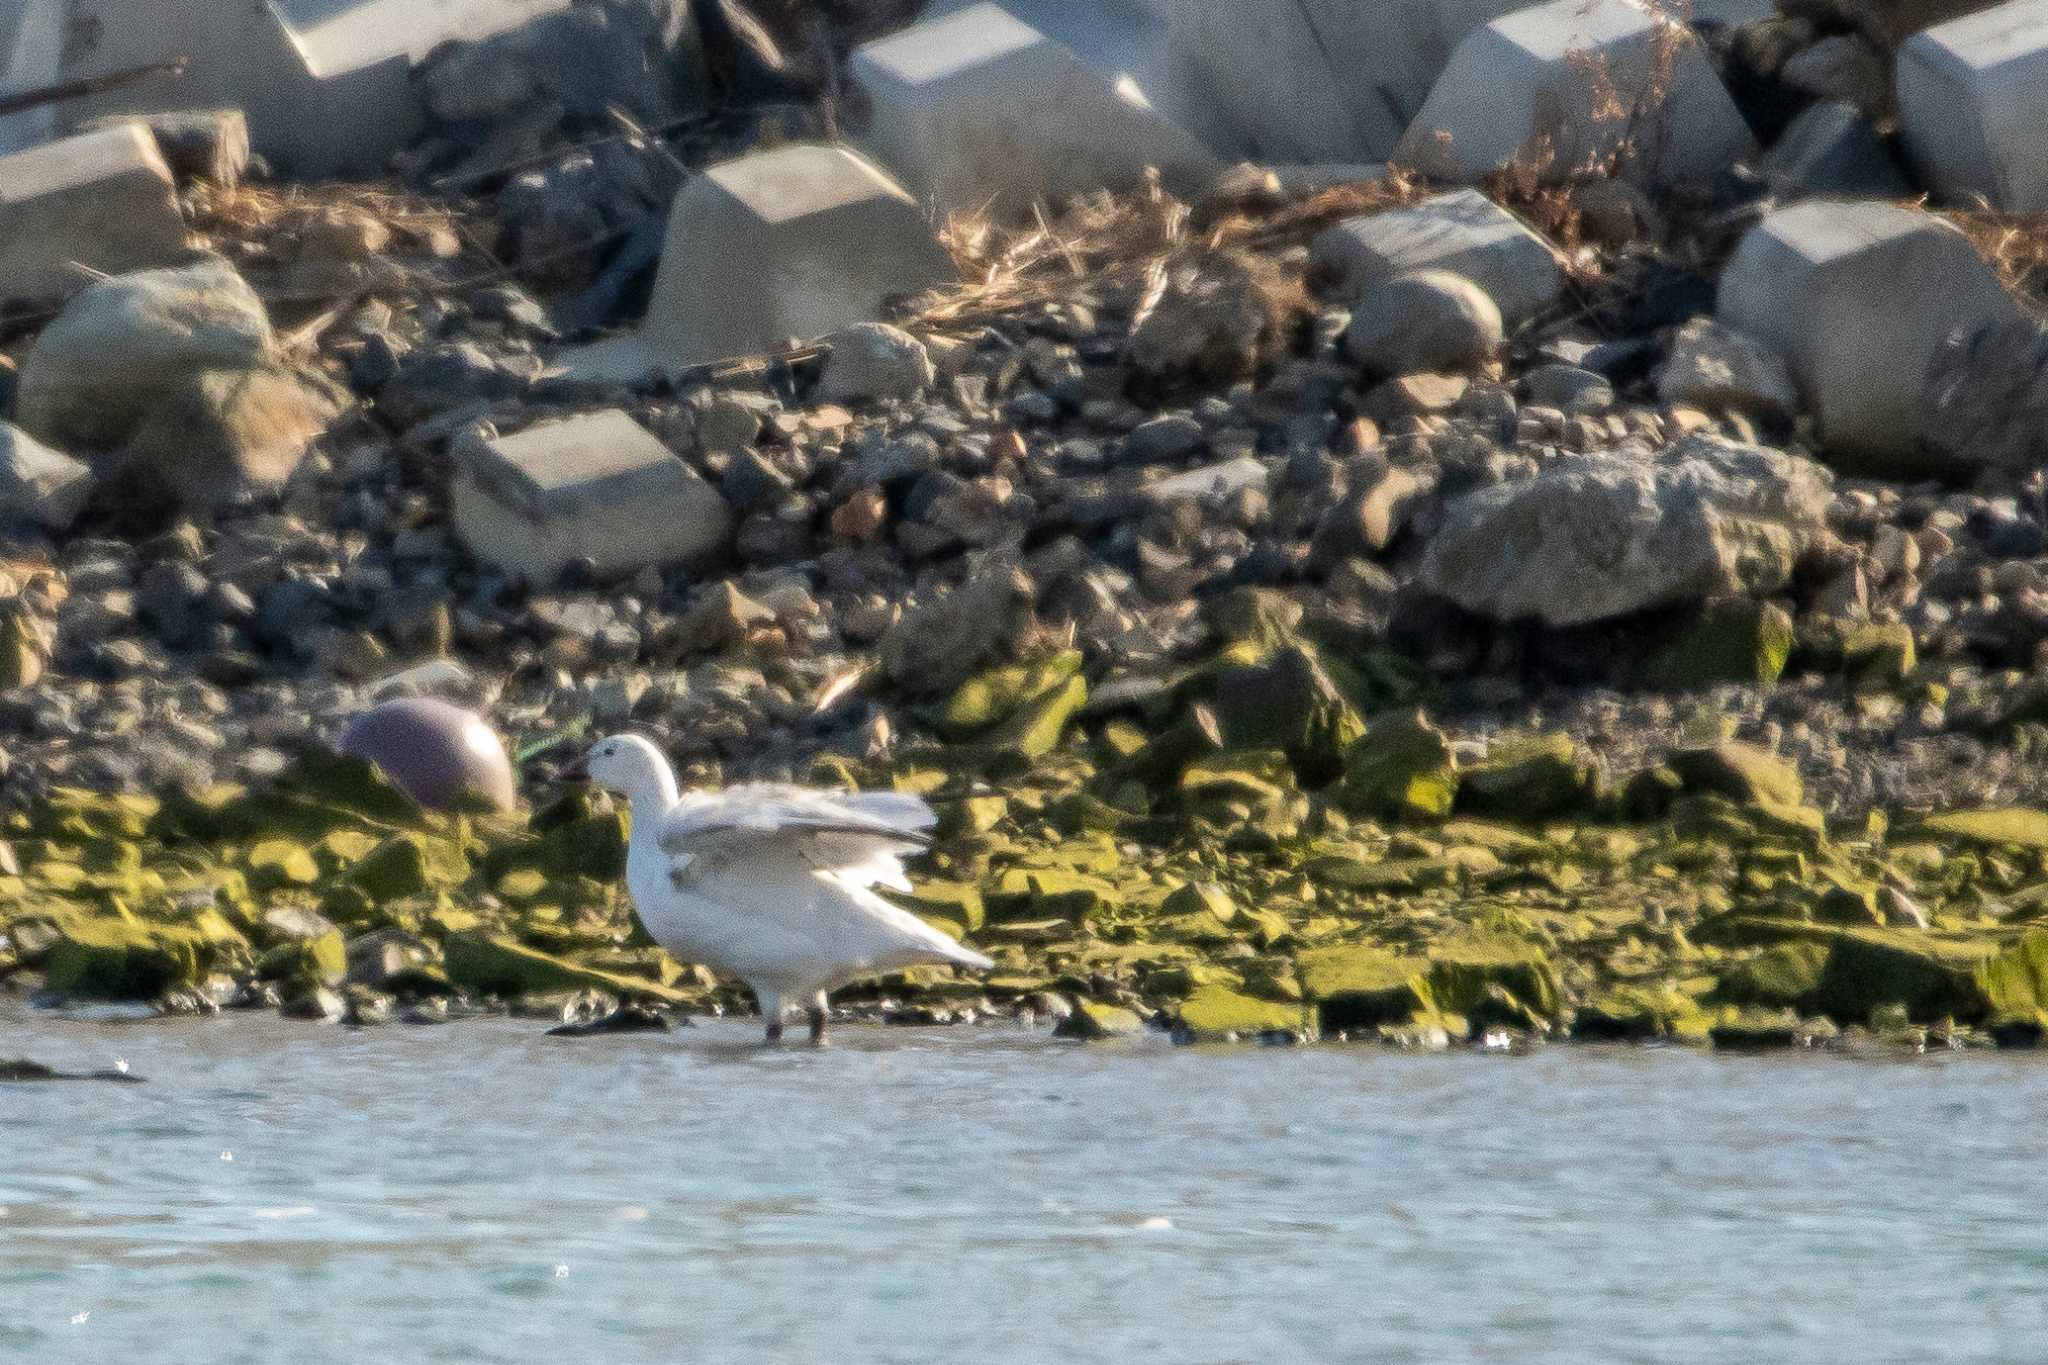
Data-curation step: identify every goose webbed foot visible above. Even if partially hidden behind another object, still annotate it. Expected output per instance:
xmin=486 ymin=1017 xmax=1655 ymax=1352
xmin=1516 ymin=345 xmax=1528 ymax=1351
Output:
xmin=807 ymin=1006 xmax=828 ymax=1046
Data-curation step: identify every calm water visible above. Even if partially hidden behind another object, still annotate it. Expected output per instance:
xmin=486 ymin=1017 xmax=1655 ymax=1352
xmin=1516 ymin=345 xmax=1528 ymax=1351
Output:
xmin=5 ymin=1003 xmax=2047 ymax=1364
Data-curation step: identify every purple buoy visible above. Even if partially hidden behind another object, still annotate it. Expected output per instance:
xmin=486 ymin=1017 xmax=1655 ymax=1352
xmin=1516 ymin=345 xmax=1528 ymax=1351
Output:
xmin=338 ymin=697 xmax=517 ymax=813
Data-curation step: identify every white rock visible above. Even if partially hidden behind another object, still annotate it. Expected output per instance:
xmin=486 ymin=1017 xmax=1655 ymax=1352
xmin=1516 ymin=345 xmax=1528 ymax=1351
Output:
xmin=1343 ymin=269 xmax=1503 ymax=376
xmin=15 ymin=255 xmax=273 ymax=452
xmin=0 ymin=423 xmax=95 ymax=532
xmin=0 ymin=124 xmax=186 ymax=303
xmin=849 ymin=2 xmax=1218 ymax=217
xmin=1656 ymin=318 xmax=1800 ymax=420
xmin=451 ymin=409 xmax=734 ymax=586
xmin=816 ymin=323 xmax=936 ymax=402
xmin=1310 ymin=188 xmax=1565 ymax=322
xmin=1419 ymin=434 xmax=1835 ymax=626
xmin=560 ymin=143 xmax=954 ymax=383
xmin=1717 ymin=200 xmax=2020 ymax=471
xmin=1898 ymin=0 xmax=2048 ymax=211
xmin=1395 ymin=0 xmax=1756 ymax=186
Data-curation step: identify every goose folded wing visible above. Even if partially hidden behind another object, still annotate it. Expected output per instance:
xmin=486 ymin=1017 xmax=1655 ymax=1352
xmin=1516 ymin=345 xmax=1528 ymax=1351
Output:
xmin=657 ymin=786 xmax=937 ymax=891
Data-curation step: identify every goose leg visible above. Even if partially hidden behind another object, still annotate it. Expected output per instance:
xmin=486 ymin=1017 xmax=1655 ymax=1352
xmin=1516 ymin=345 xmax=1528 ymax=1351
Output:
xmin=807 ymin=992 xmax=829 ymax=1045
xmin=759 ymin=989 xmax=783 ymax=1044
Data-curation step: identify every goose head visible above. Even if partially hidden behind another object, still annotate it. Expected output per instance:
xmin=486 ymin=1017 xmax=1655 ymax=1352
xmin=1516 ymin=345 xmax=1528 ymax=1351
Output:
xmin=564 ymin=733 xmax=675 ymax=803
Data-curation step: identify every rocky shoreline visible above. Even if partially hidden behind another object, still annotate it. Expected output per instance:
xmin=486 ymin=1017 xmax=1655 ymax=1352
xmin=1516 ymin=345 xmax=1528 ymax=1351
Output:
xmin=12 ymin=1 xmax=2048 ymax=1048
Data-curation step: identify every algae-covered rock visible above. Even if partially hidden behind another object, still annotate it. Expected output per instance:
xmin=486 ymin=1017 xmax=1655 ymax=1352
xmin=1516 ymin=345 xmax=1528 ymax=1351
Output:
xmin=347 ymin=832 xmax=470 ymax=903
xmin=1707 ymin=1007 xmax=1808 ymax=1050
xmin=0 ymin=611 xmax=45 ymax=689
xmin=1052 ymin=998 xmax=1145 ymax=1039
xmin=1572 ymin=986 xmax=1710 ymax=1041
xmin=43 ymin=916 xmax=237 ymax=999
xmin=1297 ymin=943 xmax=1430 ymax=1032
xmin=1175 ymin=985 xmax=1305 ymax=1041
xmin=940 ymin=649 xmax=1083 ymax=736
xmin=245 ymin=838 xmax=321 ymax=889
xmin=1651 ymin=597 xmax=1795 ymax=689
xmin=1715 ymin=941 xmax=1830 ymax=1008
xmin=1426 ymin=934 xmax=1560 ymax=1030
xmin=1980 ymin=929 xmax=2048 ymax=1025
xmin=442 ymin=930 xmax=687 ymax=1003
xmin=893 ymin=881 xmax=986 ymax=934
xmin=258 ymin=927 xmax=346 ymax=989
xmin=1668 ymin=741 xmax=1803 ymax=810
xmin=1458 ymin=732 xmax=1599 ymax=821
xmin=1909 ymin=809 xmax=2048 ymax=852
xmin=1809 ymin=928 xmax=1992 ymax=1024
xmin=1212 ymin=643 xmax=1364 ymax=786
xmin=984 ymin=672 xmax=1088 ymax=761
xmin=1338 ymin=711 xmax=1458 ymax=822
xmin=1842 ymin=622 xmax=1916 ymax=692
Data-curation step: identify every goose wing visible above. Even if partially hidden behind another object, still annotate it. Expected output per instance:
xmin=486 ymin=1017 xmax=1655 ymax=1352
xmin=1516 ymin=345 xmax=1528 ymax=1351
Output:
xmin=657 ymin=785 xmax=936 ymax=891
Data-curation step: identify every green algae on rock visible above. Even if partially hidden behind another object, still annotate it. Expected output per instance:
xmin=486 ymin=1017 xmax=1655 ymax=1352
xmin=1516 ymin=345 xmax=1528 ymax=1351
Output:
xmin=1338 ymin=711 xmax=1457 ymax=822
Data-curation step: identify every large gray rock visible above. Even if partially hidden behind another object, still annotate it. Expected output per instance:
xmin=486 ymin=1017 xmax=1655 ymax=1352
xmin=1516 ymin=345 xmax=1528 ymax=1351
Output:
xmin=14 ymin=256 xmax=339 ymax=516
xmin=816 ymin=323 xmax=935 ymax=402
xmin=1656 ymin=318 xmax=1799 ymax=420
xmin=1310 ymin=189 xmax=1565 ymax=323
xmin=0 ymin=123 xmax=187 ymax=303
xmin=0 ymin=423 xmax=95 ymax=533
xmin=1754 ymin=101 xmax=1913 ymax=199
xmin=1897 ymin=0 xmax=2048 ymax=211
xmin=1419 ymin=434 xmax=1834 ymax=626
xmin=1717 ymin=200 xmax=2019 ymax=474
xmin=1920 ymin=313 xmax=2048 ymax=475
xmin=15 ymin=255 xmax=273 ymax=451
xmin=849 ymin=2 xmax=1218 ymax=218
xmin=1343 ymin=269 xmax=1502 ymax=376
xmin=451 ymin=409 xmax=733 ymax=586
xmin=1395 ymin=0 xmax=1756 ymax=186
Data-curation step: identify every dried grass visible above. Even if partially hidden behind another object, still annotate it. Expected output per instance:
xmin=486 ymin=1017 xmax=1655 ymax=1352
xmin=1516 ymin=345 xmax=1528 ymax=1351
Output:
xmin=1946 ymin=209 xmax=2048 ymax=305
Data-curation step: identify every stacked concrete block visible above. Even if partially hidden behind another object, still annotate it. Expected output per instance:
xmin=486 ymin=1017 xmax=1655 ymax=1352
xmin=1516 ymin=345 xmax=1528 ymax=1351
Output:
xmin=51 ymin=0 xmax=570 ymax=178
xmin=562 ymin=143 xmax=955 ymax=383
xmin=1898 ymin=0 xmax=2048 ymax=211
xmin=1309 ymin=189 xmax=1566 ymax=323
xmin=1718 ymin=200 xmax=2020 ymax=471
xmin=1160 ymin=0 xmax=1527 ymax=163
xmin=0 ymin=0 xmax=64 ymax=154
xmin=1395 ymin=0 xmax=1756 ymax=186
xmin=451 ymin=410 xmax=734 ymax=585
xmin=0 ymin=124 xmax=188 ymax=302
xmin=849 ymin=2 xmax=1218 ymax=218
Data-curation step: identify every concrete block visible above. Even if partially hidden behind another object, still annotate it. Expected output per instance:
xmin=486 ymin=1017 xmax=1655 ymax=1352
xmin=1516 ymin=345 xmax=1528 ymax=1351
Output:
xmin=0 ymin=124 xmax=187 ymax=303
xmin=1395 ymin=0 xmax=1757 ymax=186
xmin=451 ymin=410 xmax=734 ymax=586
xmin=849 ymin=2 xmax=1218 ymax=217
xmin=0 ymin=0 xmax=64 ymax=154
xmin=1718 ymin=200 xmax=2020 ymax=471
xmin=52 ymin=0 xmax=570 ymax=178
xmin=1159 ymin=0 xmax=1528 ymax=162
xmin=1755 ymin=101 xmax=1912 ymax=198
xmin=1309 ymin=188 xmax=1566 ymax=323
xmin=562 ymin=143 xmax=954 ymax=382
xmin=79 ymin=109 xmax=252 ymax=188
xmin=1898 ymin=0 xmax=2048 ymax=211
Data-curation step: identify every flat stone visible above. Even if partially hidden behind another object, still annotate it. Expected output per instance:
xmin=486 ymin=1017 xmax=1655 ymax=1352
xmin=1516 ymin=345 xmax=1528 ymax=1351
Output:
xmin=1898 ymin=0 xmax=2048 ymax=210
xmin=1343 ymin=268 xmax=1502 ymax=376
xmin=850 ymin=2 xmax=1217 ymax=217
xmin=561 ymin=143 xmax=954 ymax=382
xmin=1656 ymin=317 xmax=1799 ymax=420
xmin=0 ymin=124 xmax=185 ymax=303
xmin=0 ymin=422 xmax=94 ymax=532
xmin=1395 ymin=0 xmax=1756 ymax=186
xmin=1717 ymin=200 xmax=2020 ymax=472
xmin=1143 ymin=455 xmax=1270 ymax=503
xmin=0 ymin=0 xmax=63 ymax=154
xmin=1310 ymin=189 xmax=1566 ymax=323
xmin=451 ymin=410 xmax=734 ymax=586
xmin=456 ymin=413 xmax=737 ymax=589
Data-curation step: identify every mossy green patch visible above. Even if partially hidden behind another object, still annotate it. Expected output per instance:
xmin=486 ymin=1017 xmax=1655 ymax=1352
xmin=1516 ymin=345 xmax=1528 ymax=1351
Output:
xmin=1909 ymin=809 xmax=2048 ymax=852
xmin=1338 ymin=711 xmax=1457 ymax=822
xmin=1053 ymin=998 xmax=1145 ymax=1039
xmin=1715 ymin=941 xmax=1830 ymax=1007
xmin=1458 ymin=733 xmax=1599 ymax=821
xmin=1652 ymin=598 xmax=1795 ymax=689
xmin=1296 ymin=943 xmax=1429 ymax=1032
xmin=1176 ymin=985 xmax=1305 ymax=1040
xmin=1425 ymin=934 xmax=1560 ymax=1030
xmin=258 ymin=928 xmax=346 ymax=989
xmin=441 ymin=931 xmax=687 ymax=1003
xmin=43 ymin=915 xmax=241 ymax=999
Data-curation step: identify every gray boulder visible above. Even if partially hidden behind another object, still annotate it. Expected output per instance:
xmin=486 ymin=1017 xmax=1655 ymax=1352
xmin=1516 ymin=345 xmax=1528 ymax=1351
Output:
xmin=1921 ymin=315 xmax=2048 ymax=477
xmin=816 ymin=323 xmax=935 ymax=402
xmin=1342 ymin=270 xmax=1502 ymax=377
xmin=1419 ymin=434 xmax=1834 ymax=626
